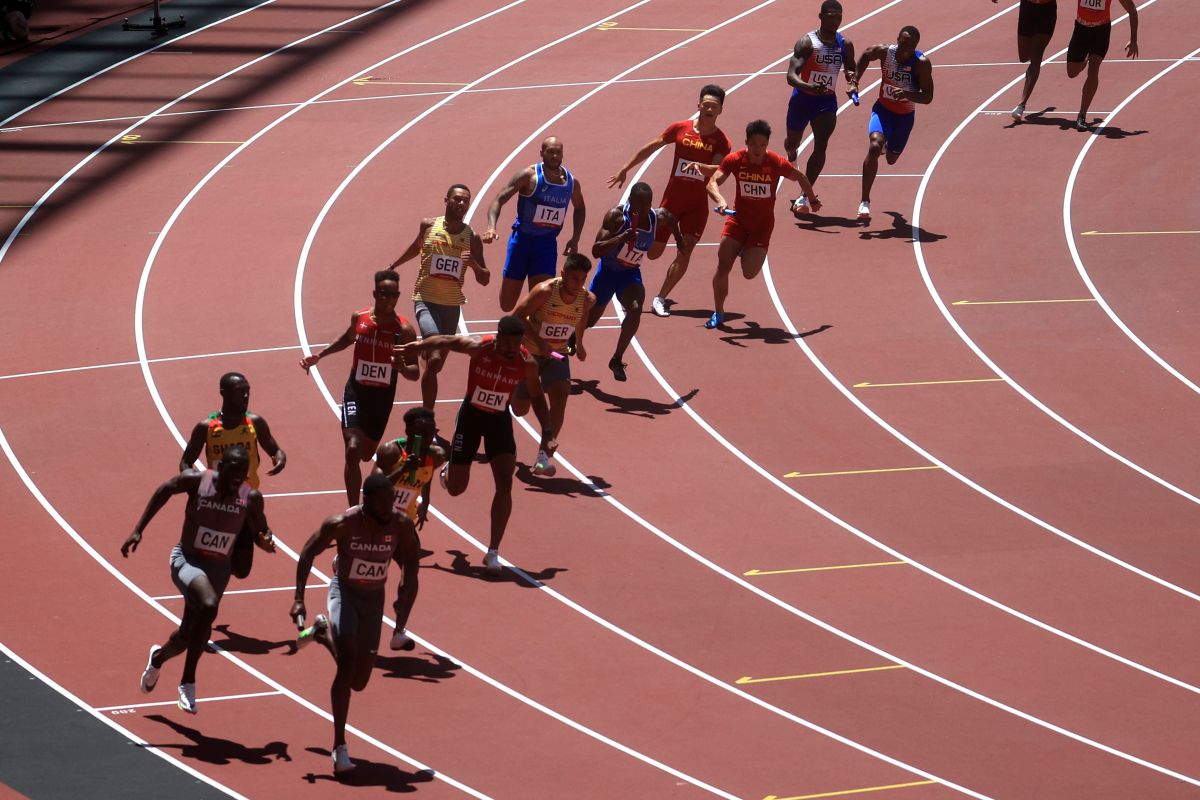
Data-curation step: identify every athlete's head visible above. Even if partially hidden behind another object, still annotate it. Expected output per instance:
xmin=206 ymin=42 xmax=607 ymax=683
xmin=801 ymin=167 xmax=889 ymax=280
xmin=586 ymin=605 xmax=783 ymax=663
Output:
xmin=627 ymin=181 xmax=654 ymax=217
xmin=698 ymin=84 xmax=725 ymax=120
xmin=495 ymin=315 xmax=526 ymax=360
xmin=361 ymin=471 xmax=396 ymax=522
xmin=744 ymin=119 xmax=772 ymax=159
xmin=540 ymin=136 xmax=564 ymax=171
xmin=373 ymin=269 xmax=401 ymax=312
xmin=560 ymin=253 xmax=592 ymax=294
xmin=818 ymin=0 xmax=842 ymax=30
xmin=216 ymin=444 xmax=250 ymax=491
xmin=897 ymin=25 xmax=920 ymax=55
xmin=402 ymin=406 xmax=437 ymax=446
xmin=218 ymin=372 xmax=250 ymax=413
xmin=444 ymin=184 xmax=471 ymax=221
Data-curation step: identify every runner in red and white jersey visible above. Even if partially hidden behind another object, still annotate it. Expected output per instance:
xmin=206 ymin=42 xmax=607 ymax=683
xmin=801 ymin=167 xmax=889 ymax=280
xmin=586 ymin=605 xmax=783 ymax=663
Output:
xmin=607 ymin=84 xmax=732 ymax=317
xmin=398 ymin=315 xmax=555 ymax=574
xmin=300 ymin=269 xmax=419 ymax=505
xmin=1065 ymin=0 xmax=1139 ymax=130
xmin=702 ymin=119 xmax=820 ymax=330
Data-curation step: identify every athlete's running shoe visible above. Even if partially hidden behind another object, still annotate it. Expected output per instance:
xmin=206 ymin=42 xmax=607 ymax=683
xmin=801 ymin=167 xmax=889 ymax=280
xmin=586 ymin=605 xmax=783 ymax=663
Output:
xmin=177 ymin=683 xmax=197 ymax=714
xmin=140 ymin=645 xmax=162 ymax=693
xmin=1011 ymin=103 xmax=1025 ymax=122
xmin=651 ymin=296 xmax=670 ymax=317
xmin=297 ymin=614 xmax=329 ymax=650
xmin=533 ymin=450 xmax=557 ymax=478
xmin=608 ymin=357 xmax=627 ymax=382
xmin=791 ymin=195 xmax=811 ymax=216
xmin=856 ymin=201 xmax=871 ymax=222
xmin=332 ymin=744 xmax=355 ymax=774
xmin=439 ymin=464 xmax=449 ymax=492
xmin=389 ymin=629 xmax=415 ymax=651
xmin=704 ymin=312 xmax=723 ymax=330
xmin=1075 ymin=114 xmax=1089 ymax=132
xmin=483 ymin=549 xmax=502 ymax=574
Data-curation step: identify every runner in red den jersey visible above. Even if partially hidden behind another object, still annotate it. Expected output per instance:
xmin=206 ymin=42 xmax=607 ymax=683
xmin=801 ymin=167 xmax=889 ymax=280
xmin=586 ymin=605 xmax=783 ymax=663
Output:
xmin=397 ymin=315 xmax=556 ymax=574
xmin=607 ymin=85 xmax=732 ymax=317
xmin=702 ymin=119 xmax=820 ymax=329
xmin=300 ymin=270 xmax=419 ymax=505
xmin=1064 ymin=0 xmax=1139 ymax=131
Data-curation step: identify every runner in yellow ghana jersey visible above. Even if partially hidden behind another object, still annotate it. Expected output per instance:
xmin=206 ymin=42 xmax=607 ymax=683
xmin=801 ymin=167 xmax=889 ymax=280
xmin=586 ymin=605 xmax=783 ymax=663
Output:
xmin=181 ymin=372 xmax=286 ymax=578
xmin=511 ymin=253 xmax=595 ymax=477
xmin=372 ymin=406 xmax=444 ymax=651
xmin=389 ymin=184 xmax=490 ymax=411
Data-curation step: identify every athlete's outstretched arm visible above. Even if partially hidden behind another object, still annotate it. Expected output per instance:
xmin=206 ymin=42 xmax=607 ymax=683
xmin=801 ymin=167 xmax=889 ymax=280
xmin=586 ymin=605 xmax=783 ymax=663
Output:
xmin=591 ymin=207 xmax=633 ymax=259
xmin=245 ymin=491 xmax=277 ymax=553
xmin=855 ymin=44 xmax=885 ymax=84
xmin=180 ymin=421 xmax=208 ymax=473
xmin=251 ymin=415 xmax=287 ymax=475
xmin=786 ymin=167 xmax=821 ymax=210
xmin=565 ymin=179 xmax=586 ymax=256
xmin=469 ymin=231 xmax=490 ymax=286
xmin=572 ymin=291 xmax=596 ymax=363
xmin=484 ymin=167 xmax=534 ymax=243
xmin=842 ymin=39 xmax=859 ymax=93
xmin=394 ymin=321 xmax=420 ymax=382
xmin=291 ymin=515 xmax=342 ymax=625
xmin=299 ymin=315 xmax=357 ymax=373
xmin=122 ymin=471 xmax=200 ymax=557
xmin=608 ymin=135 xmax=668 ymax=189
xmin=396 ymin=334 xmax=483 ymax=363
xmin=706 ymin=167 xmax=731 ymax=213
xmin=1118 ymin=0 xmax=1139 ymax=57
xmin=388 ymin=219 xmax=433 ymax=270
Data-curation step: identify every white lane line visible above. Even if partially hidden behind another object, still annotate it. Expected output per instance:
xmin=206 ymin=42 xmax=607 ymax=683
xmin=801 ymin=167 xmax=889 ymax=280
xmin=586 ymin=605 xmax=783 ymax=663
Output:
xmin=906 ymin=1 xmax=1200 ymax=597
xmin=152 ymin=583 xmax=328 ymax=600
xmin=1 ymin=642 xmax=246 ymax=799
xmin=96 ymin=690 xmax=283 ymax=711
xmin=0 ymin=343 xmax=326 ymax=382
xmin=1063 ymin=49 xmax=1200 ymax=393
xmin=143 ymin=1 xmax=740 ymax=795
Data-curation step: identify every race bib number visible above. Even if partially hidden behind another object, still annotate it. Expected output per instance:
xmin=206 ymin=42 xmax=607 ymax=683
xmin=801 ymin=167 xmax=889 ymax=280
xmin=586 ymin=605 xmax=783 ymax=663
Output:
xmin=738 ymin=180 xmax=772 ymax=199
xmin=348 ymin=557 xmax=388 ymax=584
xmin=1081 ymin=0 xmax=1104 ymax=8
xmin=539 ymin=321 xmax=572 ymax=342
xmin=194 ymin=526 xmax=236 ymax=557
xmin=355 ymin=359 xmax=392 ymax=385
xmin=673 ymin=159 xmax=704 ymax=181
xmin=471 ymin=384 xmax=508 ymax=412
xmin=533 ymin=204 xmax=567 ymax=228
xmin=429 ymin=254 xmax=464 ymax=279
xmin=392 ymin=486 xmax=416 ymax=512
xmin=617 ymin=242 xmax=645 ymax=268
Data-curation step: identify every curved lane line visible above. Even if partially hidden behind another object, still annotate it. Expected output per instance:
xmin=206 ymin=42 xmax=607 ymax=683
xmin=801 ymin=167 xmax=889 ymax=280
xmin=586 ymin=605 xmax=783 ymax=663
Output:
xmin=1063 ymin=49 xmax=1200 ymax=392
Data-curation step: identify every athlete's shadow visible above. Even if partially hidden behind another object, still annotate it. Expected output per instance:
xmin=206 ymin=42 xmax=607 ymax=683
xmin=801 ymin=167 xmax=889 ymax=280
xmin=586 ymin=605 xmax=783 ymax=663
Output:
xmin=859 ymin=211 xmax=946 ymax=243
xmin=719 ymin=322 xmax=832 ymax=348
xmin=303 ymin=747 xmax=435 ymax=792
xmin=668 ymin=308 xmax=747 ymax=327
xmin=790 ymin=214 xmax=865 ymax=233
xmin=212 ymin=623 xmax=298 ymax=657
xmin=142 ymin=714 xmax=291 ymax=766
xmin=374 ymin=650 xmax=461 ymax=683
xmin=1012 ymin=108 xmax=1148 ymax=139
xmin=425 ymin=548 xmax=567 ymax=586
xmin=514 ymin=459 xmax=611 ymax=497
xmin=571 ymin=378 xmax=699 ymax=419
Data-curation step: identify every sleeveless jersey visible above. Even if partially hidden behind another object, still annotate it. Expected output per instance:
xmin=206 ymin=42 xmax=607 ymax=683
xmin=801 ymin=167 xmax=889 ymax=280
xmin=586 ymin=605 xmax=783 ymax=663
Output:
xmin=718 ymin=149 xmax=793 ymax=220
xmin=351 ymin=307 xmax=405 ymax=389
xmin=793 ymin=30 xmax=845 ymax=94
xmin=513 ymin=163 xmax=573 ymax=237
xmin=388 ymin=436 xmax=434 ymax=523
xmin=1076 ymin=0 xmax=1112 ymax=25
xmin=600 ymin=205 xmax=657 ymax=273
xmin=204 ymin=412 xmax=261 ymax=489
xmin=180 ymin=470 xmax=251 ymax=561
xmin=660 ymin=120 xmax=732 ymax=205
xmin=412 ymin=216 xmax=474 ymax=306
xmin=332 ymin=505 xmax=405 ymax=590
xmin=524 ymin=277 xmax=587 ymax=357
xmin=464 ymin=337 xmax=531 ymax=413
xmin=879 ymin=44 xmax=923 ymax=114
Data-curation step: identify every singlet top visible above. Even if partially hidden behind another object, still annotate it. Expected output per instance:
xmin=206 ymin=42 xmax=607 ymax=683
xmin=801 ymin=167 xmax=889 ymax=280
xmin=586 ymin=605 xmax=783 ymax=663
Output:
xmin=412 ymin=216 xmax=474 ymax=306
xmin=524 ymin=277 xmax=588 ymax=357
xmin=718 ymin=149 xmax=793 ymax=218
xmin=179 ymin=470 xmax=252 ymax=561
xmin=332 ymin=505 xmax=406 ymax=590
xmin=599 ymin=205 xmax=658 ymax=273
xmin=387 ymin=436 xmax=435 ymax=523
xmin=793 ymin=30 xmax=845 ymax=95
xmin=350 ymin=307 xmax=405 ymax=389
xmin=463 ymin=337 xmax=531 ymax=413
xmin=513 ymin=163 xmax=574 ymax=237
xmin=1077 ymin=0 xmax=1113 ymax=25
xmin=878 ymin=44 xmax=924 ymax=114
xmin=660 ymin=120 xmax=732 ymax=205
xmin=204 ymin=412 xmax=261 ymax=489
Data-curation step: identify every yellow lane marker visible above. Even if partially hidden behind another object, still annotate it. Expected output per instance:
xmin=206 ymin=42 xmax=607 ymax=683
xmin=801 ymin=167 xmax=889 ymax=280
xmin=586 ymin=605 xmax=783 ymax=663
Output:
xmin=119 ymin=135 xmax=243 ymax=144
xmin=952 ymin=298 xmax=1095 ymax=306
xmin=1081 ymin=229 xmax=1200 ymax=236
xmin=784 ymin=466 xmax=939 ymax=478
xmin=352 ymin=76 xmax=468 ymax=86
xmin=736 ymin=665 xmax=905 ymax=684
xmin=764 ymin=780 xmax=938 ymax=800
xmin=596 ymin=21 xmax=704 ymax=30
xmin=744 ymin=561 xmax=907 ymax=577
xmin=853 ymin=378 xmax=1003 ymax=388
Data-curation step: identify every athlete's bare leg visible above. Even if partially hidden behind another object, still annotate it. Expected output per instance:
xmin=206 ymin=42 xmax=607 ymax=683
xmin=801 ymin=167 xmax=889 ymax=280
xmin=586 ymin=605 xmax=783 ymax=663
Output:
xmin=498 ymin=277 xmax=525 ymax=312
xmin=783 ymin=126 xmax=806 ymax=163
xmin=546 ymin=380 xmax=569 ymax=438
xmin=654 ymin=235 xmax=697 ymax=301
xmin=739 ymin=248 xmax=769 ymax=281
xmin=420 ymin=350 xmax=448 ymax=410
xmin=330 ymin=632 xmax=359 ymax=750
xmin=711 ymin=236 xmax=742 ymax=317
xmin=342 ymin=429 xmax=376 ymax=506
xmin=443 ymin=462 xmax=470 ymax=496
xmin=1017 ymin=32 xmax=1053 ymax=106
xmin=179 ymin=577 xmax=219 ymax=684
xmin=645 ymin=240 xmax=669 ymax=260
xmin=805 ymin=112 xmax=837 ymax=185
xmin=487 ymin=453 xmax=516 ymax=551
xmin=861 ymin=132 xmax=887 ymax=203
xmin=1079 ymin=54 xmax=1103 ymax=120
xmin=613 ymin=283 xmax=645 ymax=364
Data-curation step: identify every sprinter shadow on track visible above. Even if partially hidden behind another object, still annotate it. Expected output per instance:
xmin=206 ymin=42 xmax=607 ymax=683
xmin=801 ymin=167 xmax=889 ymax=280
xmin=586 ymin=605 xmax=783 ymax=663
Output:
xmin=570 ymin=378 xmax=698 ymax=420
xmin=304 ymin=747 xmax=435 ymax=791
xmin=374 ymin=651 xmax=460 ymax=684
xmin=719 ymin=321 xmax=831 ymax=348
xmin=790 ymin=214 xmax=864 ymax=233
xmin=858 ymin=211 xmax=946 ymax=244
xmin=143 ymin=714 xmax=291 ymax=765
xmin=425 ymin=549 xmax=566 ymax=587
xmin=1005 ymin=108 xmax=1148 ymax=139
xmin=213 ymin=623 xmax=298 ymax=656
xmin=514 ymin=459 xmax=610 ymax=497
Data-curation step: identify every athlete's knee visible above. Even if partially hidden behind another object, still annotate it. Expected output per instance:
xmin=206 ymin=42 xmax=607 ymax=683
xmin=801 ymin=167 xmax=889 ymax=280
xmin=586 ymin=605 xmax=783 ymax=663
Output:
xmin=351 ymin=662 xmax=373 ymax=691
xmin=510 ymin=398 xmax=531 ymax=416
xmin=885 ymin=152 xmax=900 ymax=166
